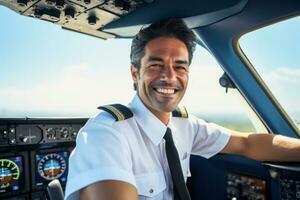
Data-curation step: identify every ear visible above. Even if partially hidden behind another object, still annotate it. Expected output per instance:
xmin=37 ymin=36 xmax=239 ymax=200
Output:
xmin=130 ymin=64 xmax=138 ymax=82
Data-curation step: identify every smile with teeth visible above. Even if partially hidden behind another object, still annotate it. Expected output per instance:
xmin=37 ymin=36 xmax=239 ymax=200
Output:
xmin=155 ymin=88 xmax=177 ymax=94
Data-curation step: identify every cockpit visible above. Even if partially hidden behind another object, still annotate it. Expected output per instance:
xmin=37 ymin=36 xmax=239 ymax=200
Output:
xmin=0 ymin=0 xmax=300 ymax=199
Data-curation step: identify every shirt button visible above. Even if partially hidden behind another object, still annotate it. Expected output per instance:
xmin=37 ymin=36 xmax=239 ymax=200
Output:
xmin=149 ymin=188 xmax=154 ymax=194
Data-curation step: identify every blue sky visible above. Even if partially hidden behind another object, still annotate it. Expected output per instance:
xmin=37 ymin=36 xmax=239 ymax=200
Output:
xmin=0 ymin=6 xmax=131 ymax=88
xmin=0 ymin=6 xmax=299 ymax=122
xmin=239 ymin=16 xmax=300 ymax=121
xmin=239 ymin=16 xmax=300 ymax=73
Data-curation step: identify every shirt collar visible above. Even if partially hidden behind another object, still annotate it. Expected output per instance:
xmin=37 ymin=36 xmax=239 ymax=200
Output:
xmin=129 ymin=95 xmax=170 ymax=145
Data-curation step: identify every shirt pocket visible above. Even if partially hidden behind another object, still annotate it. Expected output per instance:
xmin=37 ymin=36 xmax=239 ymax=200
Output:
xmin=181 ymin=156 xmax=191 ymax=179
xmin=135 ymin=171 xmax=166 ymax=200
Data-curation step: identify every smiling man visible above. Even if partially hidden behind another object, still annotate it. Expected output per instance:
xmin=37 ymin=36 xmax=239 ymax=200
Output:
xmin=131 ymin=36 xmax=189 ymax=124
xmin=65 ymin=19 xmax=300 ymax=200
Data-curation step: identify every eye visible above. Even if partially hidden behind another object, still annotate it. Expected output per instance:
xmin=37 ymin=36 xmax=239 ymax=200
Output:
xmin=149 ymin=64 xmax=163 ymax=68
xmin=175 ymin=65 xmax=188 ymax=72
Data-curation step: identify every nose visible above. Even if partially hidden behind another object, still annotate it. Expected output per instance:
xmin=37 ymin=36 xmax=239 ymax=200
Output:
xmin=161 ymin=65 xmax=176 ymax=81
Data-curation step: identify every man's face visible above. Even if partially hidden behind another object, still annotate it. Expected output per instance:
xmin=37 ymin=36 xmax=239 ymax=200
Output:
xmin=131 ymin=36 xmax=189 ymax=115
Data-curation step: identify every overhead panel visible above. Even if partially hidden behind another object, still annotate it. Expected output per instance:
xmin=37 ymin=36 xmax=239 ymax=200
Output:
xmin=0 ymin=0 xmax=152 ymax=39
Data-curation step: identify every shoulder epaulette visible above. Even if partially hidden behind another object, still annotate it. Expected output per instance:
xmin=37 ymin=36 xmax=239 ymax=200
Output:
xmin=97 ymin=104 xmax=133 ymax=121
xmin=172 ymin=106 xmax=188 ymax=118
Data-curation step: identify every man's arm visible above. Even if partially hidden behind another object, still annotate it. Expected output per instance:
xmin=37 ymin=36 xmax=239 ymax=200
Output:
xmin=221 ymin=131 xmax=300 ymax=161
xmin=80 ymin=180 xmax=138 ymax=200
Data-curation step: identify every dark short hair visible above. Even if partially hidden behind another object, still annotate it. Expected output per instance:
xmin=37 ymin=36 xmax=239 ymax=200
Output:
xmin=130 ymin=18 xmax=197 ymax=70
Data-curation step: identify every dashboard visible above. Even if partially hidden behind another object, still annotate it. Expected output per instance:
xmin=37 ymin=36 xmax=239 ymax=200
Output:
xmin=0 ymin=118 xmax=87 ymax=200
xmin=224 ymin=163 xmax=300 ymax=200
xmin=1 ymin=118 xmax=300 ymax=200
xmin=263 ymin=163 xmax=300 ymax=200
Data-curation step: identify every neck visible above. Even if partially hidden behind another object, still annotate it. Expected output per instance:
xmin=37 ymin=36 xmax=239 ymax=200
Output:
xmin=138 ymin=98 xmax=170 ymax=125
xmin=148 ymin=108 xmax=170 ymax=125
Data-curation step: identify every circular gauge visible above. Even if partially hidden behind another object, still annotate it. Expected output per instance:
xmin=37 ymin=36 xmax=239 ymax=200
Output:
xmin=0 ymin=159 xmax=20 ymax=189
xmin=37 ymin=153 xmax=66 ymax=180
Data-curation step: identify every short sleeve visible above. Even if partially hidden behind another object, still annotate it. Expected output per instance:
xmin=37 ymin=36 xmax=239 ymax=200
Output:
xmin=190 ymin=116 xmax=231 ymax=158
xmin=64 ymin=117 xmax=136 ymax=200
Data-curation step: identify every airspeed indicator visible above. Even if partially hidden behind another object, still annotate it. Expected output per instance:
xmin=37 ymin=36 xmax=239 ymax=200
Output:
xmin=0 ymin=159 xmax=20 ymax=189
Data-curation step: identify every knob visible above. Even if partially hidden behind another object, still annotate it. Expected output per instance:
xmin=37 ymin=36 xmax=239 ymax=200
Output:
xmin=114 ymin=0 xmax=130 ymax=11
xmin=55 ymin=0 xmax=65 ymax=9
xmin=71 ymin=131 xmax=77 ymax=138
xmin=48 ymin=133 xmax=57 ymax=139
xmin=46 ymin=0 xmax=56 ymax=6
xmin=84 ymin=0 xmax=91 ymax=5
xmin=60 ymin=128 xmax=69 ymax=138
xmin=65 ymin=7 xmax=75 ymax=19
xmin=10 ymin=139 xmax=16 ymax=144
xmin=1 ymin=130 xmax=8 ymax=139
xmin=34 ymin=9 xmax=43 ymax=18
xmin=17 ymin=0 xmax=28 ymax=7
xmin=20 ymin=136 xmax=29 ymax=143
xmin=88 ymin=15 xmax=97 ymax=25
xmin=46 ymin=128 xmax=56 ymax=139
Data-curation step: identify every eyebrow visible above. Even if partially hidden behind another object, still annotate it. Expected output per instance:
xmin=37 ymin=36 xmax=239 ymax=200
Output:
xmin=147 ymin=56 xmax=164 ymax=62
xmin=175 ymin=60 xmax=189 ymax=65
xmin=147 ymin=56 xmax=189 ymax=65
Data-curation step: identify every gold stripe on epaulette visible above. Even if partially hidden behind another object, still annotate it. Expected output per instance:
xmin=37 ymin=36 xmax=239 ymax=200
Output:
xmin=106 ymin=105 xmax=125 ymax=121
xmin=179 ymin=106 xmax=188 ymax=118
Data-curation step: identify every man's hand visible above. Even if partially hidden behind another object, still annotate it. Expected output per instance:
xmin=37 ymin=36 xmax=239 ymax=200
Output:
xmin=80 ymin=180 xmax=138 ymax=200
xmin=221 ymin=130 xmax=300 ymax=161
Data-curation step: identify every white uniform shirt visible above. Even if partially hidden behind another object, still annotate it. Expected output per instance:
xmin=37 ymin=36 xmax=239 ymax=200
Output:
xmin=65 ymin=95 xmax=230 ymax=200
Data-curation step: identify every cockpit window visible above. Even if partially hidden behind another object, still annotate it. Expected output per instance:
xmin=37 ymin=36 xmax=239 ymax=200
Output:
xmin=239 ymin=16 xmax=300 ymax=131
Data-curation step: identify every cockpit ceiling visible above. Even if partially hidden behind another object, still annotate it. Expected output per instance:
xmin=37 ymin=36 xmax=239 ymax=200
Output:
xmin=0 ymin=0 xmax=247 ymax=39
xmin=0 ymin=0 xmax=148 ymax=39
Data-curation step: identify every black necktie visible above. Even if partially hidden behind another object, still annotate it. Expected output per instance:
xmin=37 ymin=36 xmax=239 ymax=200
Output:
xmin=164 ymin=127 xmax=191 ymax=200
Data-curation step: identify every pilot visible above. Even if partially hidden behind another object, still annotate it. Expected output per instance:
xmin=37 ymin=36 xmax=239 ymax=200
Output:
xmin=65 ymin=19 xmax=300 ymax=200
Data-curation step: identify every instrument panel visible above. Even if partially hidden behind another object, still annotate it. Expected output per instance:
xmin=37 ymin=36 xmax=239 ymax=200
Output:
xmin=1 ymin=118 xmax=300 ymax=200
xmin=0 ymin=118 xmax=87 ymax=199
xmin=0 ymin=121 xmax=83 ymax=146
xmin=225 ymin=163 xmax=300 ymax=200
xmin=225 ymin=172 xmax=267 ymax=200
xmin=263 ymin=163 xmax=300 ymax=200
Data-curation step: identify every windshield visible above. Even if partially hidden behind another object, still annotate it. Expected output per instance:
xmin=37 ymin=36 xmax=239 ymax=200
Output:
xmin=239 ymin=16 xmax=300 ymax=130
xmin=1 ymin=6 xmax=259 ymax=132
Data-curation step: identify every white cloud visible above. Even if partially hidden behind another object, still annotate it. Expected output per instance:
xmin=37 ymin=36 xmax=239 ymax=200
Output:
xmin=265 ymin=67 xmax=300 ymax=85
xmin=263 ymin=67 xmax=300 ymax=115
xmin=0 ymin=61 xmax=252 ymax=117
xmin=0 ymin=63 xmax=134 ymax=117
xmin=1 ymin=38 xmax=298 ymax=123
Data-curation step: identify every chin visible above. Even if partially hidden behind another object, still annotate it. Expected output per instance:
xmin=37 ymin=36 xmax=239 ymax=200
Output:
xmin=157 ymin=104 xmax=178 ymax=113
